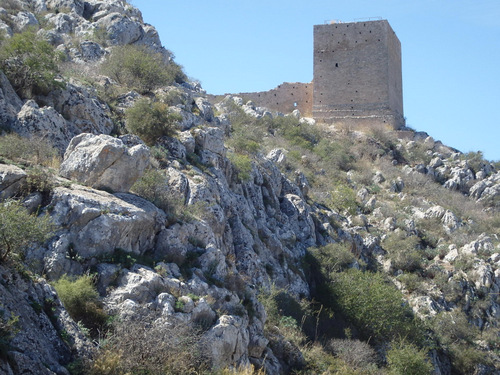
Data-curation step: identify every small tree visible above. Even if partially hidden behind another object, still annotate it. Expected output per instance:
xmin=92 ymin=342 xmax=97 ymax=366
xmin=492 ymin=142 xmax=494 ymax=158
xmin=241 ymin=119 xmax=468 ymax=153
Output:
xmin=125 ymin=98 xmax=181 ymax=145
xmin=0 ymin=30 xmax=65 ymax=97
xmin=0 ymin=200 xmax=54 ymax=262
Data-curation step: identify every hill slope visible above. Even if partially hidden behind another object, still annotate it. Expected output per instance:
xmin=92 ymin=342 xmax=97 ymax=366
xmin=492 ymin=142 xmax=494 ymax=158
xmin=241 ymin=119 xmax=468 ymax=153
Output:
xmin=0 ymin=1 xmax=499 ymax=374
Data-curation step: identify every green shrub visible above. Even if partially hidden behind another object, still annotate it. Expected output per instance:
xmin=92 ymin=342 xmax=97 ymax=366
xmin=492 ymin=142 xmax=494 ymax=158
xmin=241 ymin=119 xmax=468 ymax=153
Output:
xmin=386 ymin=341 xmax=433 ymax=375
xmin=328 ymin=181 xmax=358 ymax=215
xmin=308 ymin=242 xmax=356 ymax=276
xmin=0 ymin=30 xmax=65 ymax=98
xmin=52 ymin=274 xmax=107 ymax=335
xmin=271 ymin=116 xmax=319 ymax=150
xmin=449 ymin=344 xmax=491 ymax=375
xmin=0 ymin=200 xmax=54 ymax=263
xmin=330 ymin=269 xmax=422 ymax=343
xmin=125 ymin=98 xmax=181 ymax=145
xmin=100 ymin=44 xmax=186 ymax=93
xmin=228 ymin=152 xmax=253 ymax=182
xmin=314 ymin=138 xmax=355 ymax=172
xmin=131 ymin=168 xmax=183 ymax=223
xmin=429 ymin=310 xmax=478 ymax=347
xmin=463 ymin=151 xmax=486 ymax=175
xmin=397 ymin=272 xmax=425 ymax=293
xmin=382 ymin=232 xmax=423 ymax=272
xmin=21 ymin=166 xmax=54 ymax=196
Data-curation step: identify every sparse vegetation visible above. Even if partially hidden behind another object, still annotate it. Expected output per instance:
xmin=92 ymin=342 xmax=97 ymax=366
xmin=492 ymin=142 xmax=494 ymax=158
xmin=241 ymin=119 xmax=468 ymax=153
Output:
xmin=125 ymin=98 xmax=181 ymax=145
xmin=100 ymin=44 xmax=186 ymax=93
xmin=0 ymin=29 xmax=65 ymax=98
xmin=0 ymin=133 xmax=60 ymax=167
xmin=228 ymin=152 xmax=253 ymax=182
xmin=0 ymin=200 xmax=54 ymax=263
xmin=329 ymin=269 xmax=423 ymax=343
xmin=52 ymin=274 xmax=107 ymax=336
xmin=386 ymin=341 xmax=433 ymax=375
xmin=87 ymin=317 xmax=210 ymax=375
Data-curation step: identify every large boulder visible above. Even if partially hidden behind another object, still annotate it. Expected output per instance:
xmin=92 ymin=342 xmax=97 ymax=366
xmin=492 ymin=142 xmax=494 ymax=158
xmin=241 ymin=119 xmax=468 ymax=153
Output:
xmin=204 ymin=315 xmax=250 ymax=369
xmin=40 ymin=185 xmax=166 ymax=278
xmin=59 ymin=133 xmax=150 ymax=192
xmin=95 ymin=12 xmax=143 ymax=45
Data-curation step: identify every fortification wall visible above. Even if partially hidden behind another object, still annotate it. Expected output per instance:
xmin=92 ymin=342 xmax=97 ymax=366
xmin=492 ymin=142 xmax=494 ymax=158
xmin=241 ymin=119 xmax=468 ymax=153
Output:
xmin=207 ymin=20 xmax=404 ymax=130
xmin=312 ymin=20 xmax=404 ymax=129
xmin=207 ymin=82 xmax=313 ymax=116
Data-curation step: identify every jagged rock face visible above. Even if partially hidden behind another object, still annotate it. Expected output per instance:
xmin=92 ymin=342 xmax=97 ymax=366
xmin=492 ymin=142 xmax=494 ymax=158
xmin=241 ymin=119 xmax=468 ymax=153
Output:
xmin=59 ymin=133 xmax=150 ymax=192
xmin=0 ymin=72 xmax=23 ymax=130
xmin=0 ymin=164 xmax=27 ymax=200
xmin=0 ymin=265 xmax=92 ymax=375
xmin=37 ymin=185 xmax=165 ymax=279
xmin=41 ymin=82 xmax=114 ymax=138
xmin=16 ymin=100 xmax=72 ymax=152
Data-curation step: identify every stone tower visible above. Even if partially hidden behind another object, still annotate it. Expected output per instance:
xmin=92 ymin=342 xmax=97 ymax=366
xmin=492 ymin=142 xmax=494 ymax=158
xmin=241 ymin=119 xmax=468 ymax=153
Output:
xmin=312 ymin=20 xmax=405 ymax=129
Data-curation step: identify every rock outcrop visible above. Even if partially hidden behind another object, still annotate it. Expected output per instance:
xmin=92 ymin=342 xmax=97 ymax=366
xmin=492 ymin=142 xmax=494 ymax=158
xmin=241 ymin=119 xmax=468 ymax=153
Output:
xmin=59 ymin=133 xmax=150 ymax=192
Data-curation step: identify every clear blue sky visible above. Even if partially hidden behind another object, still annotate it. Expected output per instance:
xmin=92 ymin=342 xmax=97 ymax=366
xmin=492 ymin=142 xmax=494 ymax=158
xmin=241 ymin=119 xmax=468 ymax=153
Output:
xmin=132 ymin=0 xmax=500 ymax=161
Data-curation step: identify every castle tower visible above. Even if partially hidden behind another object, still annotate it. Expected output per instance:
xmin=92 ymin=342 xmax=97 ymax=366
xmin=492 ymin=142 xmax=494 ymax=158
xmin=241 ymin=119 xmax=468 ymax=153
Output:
xmin=312 ymin=20 xmax=405 ymax=129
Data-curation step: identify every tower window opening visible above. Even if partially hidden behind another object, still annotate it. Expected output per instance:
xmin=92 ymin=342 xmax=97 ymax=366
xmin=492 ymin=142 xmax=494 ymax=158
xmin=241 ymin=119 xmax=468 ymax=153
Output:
xmin=335 ymin=63 xmax=339 ymax=67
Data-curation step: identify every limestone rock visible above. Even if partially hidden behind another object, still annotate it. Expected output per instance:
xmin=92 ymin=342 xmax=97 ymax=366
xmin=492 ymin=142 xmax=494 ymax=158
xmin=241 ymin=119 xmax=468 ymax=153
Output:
xmin=41 ymin=185 xmax=165 ymax=278
xmin=59 ymin=133 xmax=150 ymax=192
xmin=0 ymin=164 xmax=26 ymax=200
xmin=194 ymin=97 xmax=214 ymax=122
xmin=204 ymin=315 xmax=250 ymax=369
xmin=96 ymin=12 xmax=143 ymax=45
xmin=16 ymin=100 xmax=72 ymax=152
xmin=45 ymin=0 xmax=85 ymax=16
xmin=79 ymin=40 xmax=106 ymax=61
xmin=10 ymin=11 xmax=39 ymax=33
xmin=266 ymin=148 xmax=287 ymax=164
xmin=43 ymin=81 xmax=114 ymax=139
xmin=0 ymin=71 xmax=23 ymax=130
xmin=0 ymin=265 xmax=91 ymax=375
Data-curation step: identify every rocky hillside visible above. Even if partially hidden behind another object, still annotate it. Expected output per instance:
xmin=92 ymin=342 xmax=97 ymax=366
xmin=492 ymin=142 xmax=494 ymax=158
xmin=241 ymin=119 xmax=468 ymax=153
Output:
xmin=1 ymin=1 xmax=500 ymax=374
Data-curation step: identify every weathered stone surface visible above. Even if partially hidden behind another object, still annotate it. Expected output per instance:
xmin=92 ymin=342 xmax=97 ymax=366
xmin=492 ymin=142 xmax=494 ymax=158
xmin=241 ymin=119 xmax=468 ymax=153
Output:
xmin=45 ymin=0 xmax=85 ymax=16
xmin=0 ymin=265 xmax=91 ymax=375
xmin=59 ymin=133 xmax=150 ymax=192
xmin=96 ymin=12 xmax=143 ymax=45
xmin=16 ymin=100 xmax=72 ymax=152
xmin=204 ymin=315 xmax=250 ymax=369
xmin=79 ymin=40 xmax=106 ymax=60
xmin=10 ymin=11 xmax=39 ymax=33
xmin=41 ymin=185 xmax=165 ymax=278
xmin=43 ymin=81 xmax=114 ymax=138
xmin=0 ymin=71 xmax=23 ymax=130
xmin=0 ymin=164 xmax=26 ymax=200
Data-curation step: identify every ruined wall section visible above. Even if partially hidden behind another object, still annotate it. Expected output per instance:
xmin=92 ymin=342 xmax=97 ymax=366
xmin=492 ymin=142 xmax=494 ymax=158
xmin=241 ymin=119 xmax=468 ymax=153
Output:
xmin=312 ymin=20 xmax=404 ymax=129
xmin=207 ymin=82 xmax=313 ymax=116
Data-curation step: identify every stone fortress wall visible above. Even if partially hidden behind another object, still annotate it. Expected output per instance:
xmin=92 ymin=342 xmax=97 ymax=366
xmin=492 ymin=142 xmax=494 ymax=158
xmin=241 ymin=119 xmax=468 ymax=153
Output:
xmin=208 ymin=20 xmax=404 ymax=130
xmin=208 ymin=82 xmax=313 ymax=116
